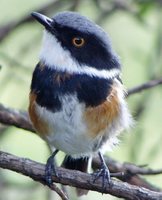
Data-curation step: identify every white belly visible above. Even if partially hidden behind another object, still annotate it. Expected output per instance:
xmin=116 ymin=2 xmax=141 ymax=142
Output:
xmin=35 ymin=94 xmax=95 ymax=156
xmin=35 ymin=90 xmax=132 ymax=157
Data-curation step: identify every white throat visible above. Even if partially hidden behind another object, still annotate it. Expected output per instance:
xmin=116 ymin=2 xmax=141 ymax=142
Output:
xmin=39 ymin=31 xmax=120 ymax=79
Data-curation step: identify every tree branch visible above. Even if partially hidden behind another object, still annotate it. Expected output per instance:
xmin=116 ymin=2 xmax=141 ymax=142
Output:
xmin=0 ymin=151 xmax=162 ymax=200
xmin=95 ymin=0 xmax=137 ymax=24
xmin=0 ymin=0 xmax=78 ymax=42
xmin=0 ymin=0 xmax=60 ymax=42
xmin=127 ymin=78 xmax=162 ymax=96
xmin=0 ymin=104 xmax=34 ymax=132
xmin=92 ymin=157 xmax=162 ymax=192
xmin=47 ymin=183 xmax=69 ymax=200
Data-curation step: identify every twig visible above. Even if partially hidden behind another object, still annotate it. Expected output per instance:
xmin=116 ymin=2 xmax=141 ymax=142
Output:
xmin=104 ymin=157 xmax=162 ymax=176
xmin=95 ymin=0 xmax=136 ymax=24
xmin=0 ymin=0 xmax=60 ymax=41
xmin=0 ymin=0 xmax=79 ymax=42
xmin=0 ymin=51 xmax=32 ymax=71
xmin=127 ymin=78 xmax=162 ymax=96
xmin=70 ymin=0 xmax=80 ymax=11
xmin=0 ymin=151 xmax=162 ymax=200
xmin=0 ymin=104 xmax=34 ymax=132
xmin=49 ymin=183 xmax=69 ymax=200
xmin=92 ymin=157 xmax=162 ymax=192
xmin=123 ymin=163 xmax=162 ymax=176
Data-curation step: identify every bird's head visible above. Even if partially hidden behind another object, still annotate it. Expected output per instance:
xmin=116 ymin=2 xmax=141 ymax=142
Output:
xmin=31 ymin=11 xmax=120 ymax=79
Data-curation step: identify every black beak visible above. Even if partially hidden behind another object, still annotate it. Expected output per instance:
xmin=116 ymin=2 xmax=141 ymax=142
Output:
xmin=31 ymin=12 xmax=53 ymax=29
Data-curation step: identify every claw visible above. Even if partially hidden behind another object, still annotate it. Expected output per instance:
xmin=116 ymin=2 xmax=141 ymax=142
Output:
xmin=92 ymin=163 xmax=111 ymax=191
xmin=45 ymin=149 xmax=59 ymax=186
xmin=92 ymin=151 xmax=111 ymax=192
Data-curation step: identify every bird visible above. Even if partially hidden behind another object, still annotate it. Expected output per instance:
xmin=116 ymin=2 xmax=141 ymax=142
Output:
xmin=29 ymin=11 xmax=132 ymax=194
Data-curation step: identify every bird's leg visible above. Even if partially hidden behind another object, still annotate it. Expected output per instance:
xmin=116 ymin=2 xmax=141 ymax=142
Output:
xmin=92 ymin=151 xmax=111 ymax=191
xmin=45 ymin=149 xmax=59 ymax=186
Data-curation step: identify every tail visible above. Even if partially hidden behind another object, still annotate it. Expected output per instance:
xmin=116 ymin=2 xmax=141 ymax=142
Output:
xmin=62 ymin=155 xmax=89 ymax=196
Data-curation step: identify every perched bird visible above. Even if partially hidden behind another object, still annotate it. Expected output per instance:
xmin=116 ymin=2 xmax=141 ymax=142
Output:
xmin=29 ymin=11 xmax=132 ymax=193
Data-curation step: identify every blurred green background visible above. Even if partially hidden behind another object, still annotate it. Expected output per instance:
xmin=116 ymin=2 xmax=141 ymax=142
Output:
xmin=0 ymin=0 xmax=162 ymax=199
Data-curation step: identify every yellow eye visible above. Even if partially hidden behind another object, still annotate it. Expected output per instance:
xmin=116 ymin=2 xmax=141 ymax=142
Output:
xmin=72 ymin=37 xmax=85 ymax=47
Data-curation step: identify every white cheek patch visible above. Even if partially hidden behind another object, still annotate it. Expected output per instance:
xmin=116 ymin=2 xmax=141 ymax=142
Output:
xmin=39 ymin=31 xmax=120 ymax=79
